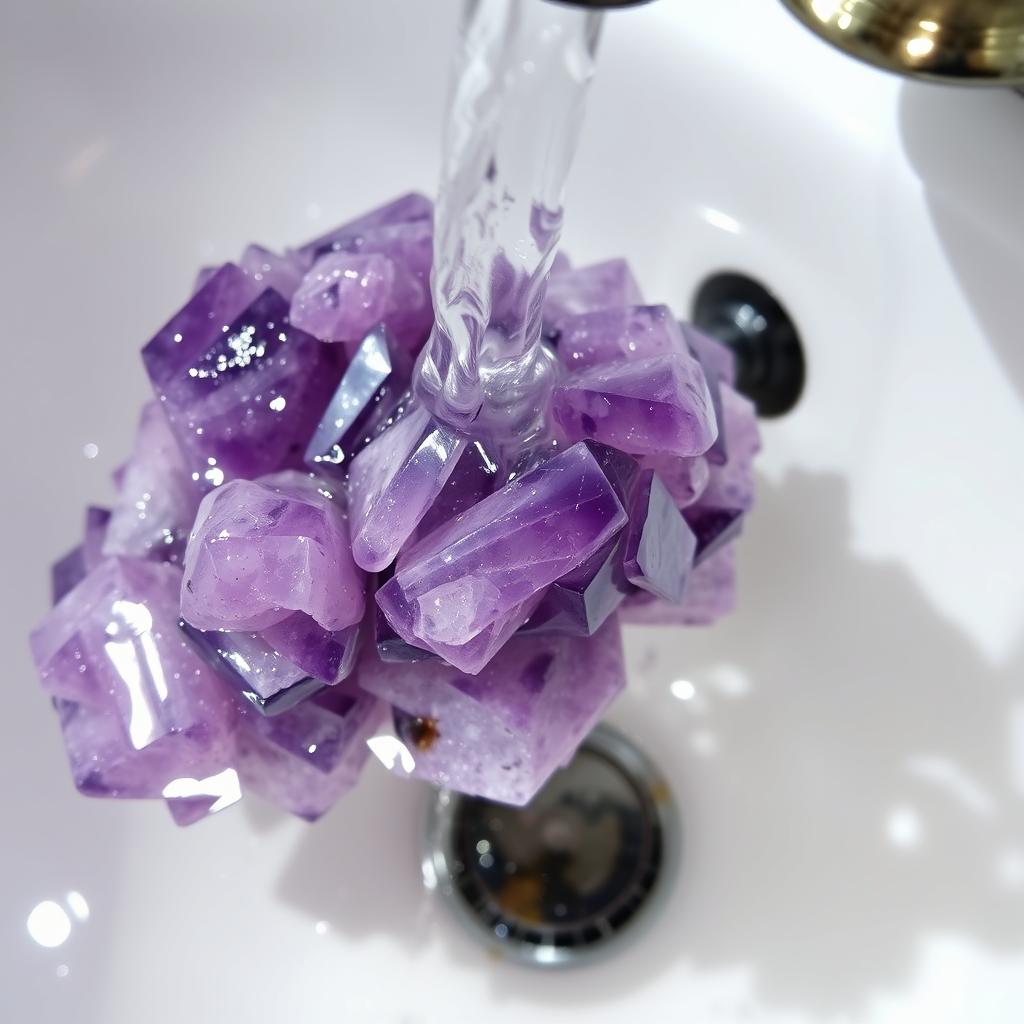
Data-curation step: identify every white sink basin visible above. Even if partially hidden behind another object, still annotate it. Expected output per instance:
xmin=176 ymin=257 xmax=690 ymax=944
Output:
xmin=2 ymin=1 xmax=1023 ymax=1021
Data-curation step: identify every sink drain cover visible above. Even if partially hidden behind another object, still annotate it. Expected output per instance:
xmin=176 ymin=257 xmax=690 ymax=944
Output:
xmin=423 ymin=723 xmax=679 ymax=966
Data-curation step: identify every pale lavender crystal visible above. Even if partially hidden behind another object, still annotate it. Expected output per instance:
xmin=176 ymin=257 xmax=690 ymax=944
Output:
xmin=290 ymin=252 xmax=396 ymax=344
xmin=681 ymin=322 xmax=733 ymax=465
xmin=30 ymin=558 xmax=237 ymax=797
xmin=620 ymin=545 xmax=736 ymax=626
xmin=297 ymin=195 xmax=434 ymax=353
xmin=622 ymin=470 xmax=696 ymax=604
xmin=239 ymin=245 xmax=305 ymax=300
xmin=552 ymin=352 xmax=719 ymax=458
xmin=304 ymin=326 xmax=410 ymax=475
xmin=683 ymin=384 xmax=760 ymax=561
xmin=681 ymin=321 xmax=736 ymax=388
xmin=181 ymin=472 xmax=366 ymax=633
xmin=638 ymin=453 xmax=710 ymax=508
xmin=235 ymin=684 xmax=384 ymax=821
xmin=555 ymin=305 xmax=685 ymax=371
xmin=103 ymin=402 xmax=200 ymax=563
xmin=376 ymin=601 xmax=434 ymax=663
xmin=543 ymin=258 xmax=643 ymax=335
xmin=142 ymin=271 xmax=342 ymax=485
xmin=376 ymin=442 xmax=627 ymax=673
xmin=363 ymin=617 xmax=626 ymax=806
xmin=347 ymin=405 xmax=468 ymax=572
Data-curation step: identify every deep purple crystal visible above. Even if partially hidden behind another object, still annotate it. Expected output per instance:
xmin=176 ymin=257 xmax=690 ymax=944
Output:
xmin=142 ymin=273 xmax=342 ymax=485
xmin=376 ymin=442 xmax=627 ymax=673
xmin=555 ymin=305 xmax=685 ymax=371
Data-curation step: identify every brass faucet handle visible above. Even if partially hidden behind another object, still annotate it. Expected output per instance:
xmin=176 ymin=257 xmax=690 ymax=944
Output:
xmin=780 ymin=0 xmax=1024 ymax=86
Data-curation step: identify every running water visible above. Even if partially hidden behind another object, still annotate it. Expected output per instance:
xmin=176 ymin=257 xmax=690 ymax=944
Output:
xmin=416 ymin=0 xmax=604 ymax=446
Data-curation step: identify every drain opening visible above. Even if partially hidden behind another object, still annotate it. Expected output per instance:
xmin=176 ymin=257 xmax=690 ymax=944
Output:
xmin=424 ymin=723 xmax=679 ymax=966
xmin=692 ymin=272 xmax=806 ymax=417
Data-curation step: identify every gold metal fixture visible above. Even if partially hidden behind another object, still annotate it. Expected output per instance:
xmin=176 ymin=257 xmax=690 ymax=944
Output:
xmin=779 ymin=1 xmax=1024 ymax=84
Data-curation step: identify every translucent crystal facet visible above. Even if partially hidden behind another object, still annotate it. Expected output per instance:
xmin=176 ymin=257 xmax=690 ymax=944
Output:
xmin=181 ymin=473 xmax=365 ymax=634
xmin=376 ymin=442 xmax=627 ymax=672
xmin=363 ymin=616 xmax=625 ymax=805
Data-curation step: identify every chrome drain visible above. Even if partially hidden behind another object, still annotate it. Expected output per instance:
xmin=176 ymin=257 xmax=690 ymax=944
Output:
xmin=423 ymin=723 xmax=679 ymax=967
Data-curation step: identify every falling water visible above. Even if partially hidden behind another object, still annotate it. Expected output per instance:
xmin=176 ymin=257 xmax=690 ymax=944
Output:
xmin=416 ymin=0 xmax=604 ymax=445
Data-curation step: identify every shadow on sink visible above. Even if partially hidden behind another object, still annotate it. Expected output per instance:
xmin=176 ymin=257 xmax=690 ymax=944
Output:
xmin=274 ymin=468 xmax=1024 ymax=1016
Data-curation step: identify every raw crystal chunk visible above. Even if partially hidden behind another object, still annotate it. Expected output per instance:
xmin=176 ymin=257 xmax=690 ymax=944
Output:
xmin=555 ymin=305 xmax=685 ymax=371
xmin=638 ymin=453 xmax=709 ymax=509
xmin=552 ymin=352 xmax=718 ymax=458
xmin=239 ymin=245 xmax=305 ymax=300
xmin=182 ymin=620 xmax=324 ymax=715
xmin=376 ymin=601 xmax=434 ymax=663
xmin=347 ymin=405 xmax=468 ymax=572
xmin=235 ymin=685 xmax=384 ymax=821
xmin=683 ymin=384 xmax=760 ymax=562
xmin=298 ymin=192 xmax=433 ymax=262
xmin=543 ymin=258 xmax=643 ymax=335
xmin=142 ymin=271 xmax=342 ymax=485
xmin=682 ymin=322 xmax=736 ymax=388
xmin=290 ymin=252 xmax=396 ymax=344
xmin=103 ymin=402 xmax=200 ymax=563
xmin=363 ymin=617 xmax=626 ymax=806
xmin=181 ymin=472 xmax=366 ymax=634
xmin=304 ymin=326 xmax=410 ymax=475
xmin=621 ymin=545 xmax=736 ymax=626
xmin=30 ymin=558 xmax=237 ymax=797
xmin=622 ymin=470 xmax=696 ymax=603
xmin=376 ymin=442 xmax=627 ymax=673
xmin=298 ymin=195 xmax=434 ymax=352
xmin=520 ymin=537 xmax=631 ymax=637
xmin=413 ymin=438 xmax=499 ymax=540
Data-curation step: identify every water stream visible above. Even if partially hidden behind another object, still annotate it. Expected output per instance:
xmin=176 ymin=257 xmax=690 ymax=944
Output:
xmin=416 ymin=0 xmax=604 ymax=447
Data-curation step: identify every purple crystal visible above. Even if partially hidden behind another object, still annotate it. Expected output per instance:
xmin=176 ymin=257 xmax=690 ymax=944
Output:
xmin=304 ymin=325 xmax=410 ymax=475
xmin=552 ymin=352 xmax=718 ymax=458
xmin=239 ymin=245 xmax=305 ymax=301
xmin=375 ymin=600 xmax=434 ymax=663
xmin=413 ymin=438 xmax=499 ymax=540
xmin=681 ymin=322 xmax=736 ymax=388
xmin=683 ymin=384 xmax=760 ymax=561
xmin=346 ymin=405 xmax=468 ymax=572
xmin=103 ymin=402 xmax=200 ymax=563
xmin=261 ymin=613 xmax=361 ymax=686
xmin=290 ymin=252 xmax=396 ymax=344
xmin=297 ymin=195 xmax=434 ymax=353
xmin=53 ymin=507 xmax=111 ymax=604
xmin=622 ymin=470 xmax=696 ymax=604
xmin=142 ymin=272 xmax=342 ymax=485
xmin=180 ymin=472 xmax=366 ymax=634
xmin=556 ymin=305 xmax=685 ymax=371
xmin=638 ymin=453 xmax=709 ymax=509
xmin=298 ymin=193 xmax=433 ymax=262
xmin=543 ymin=258 xmax=643 ymax=335
xmin=520 ymin=537 xmax=631 ymax=637
xmin=363 ymin=617 xmax=626 ymax=805
xmin=182 ymin=619 xmax=324 ymax=715
xmin=235 ymin=685 xmax=384 ymax=821
xmin=30 ymin=558 xmax=237 ymax=797
xmin=621 ymin=544 xmax=736 ymax=626
xmin=376 ymin=442 xmax=627 ymax=673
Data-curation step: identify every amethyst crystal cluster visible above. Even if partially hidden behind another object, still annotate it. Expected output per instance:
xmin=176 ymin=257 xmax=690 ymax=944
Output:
xmin=30 ymin=194 xmax=760 ymax=823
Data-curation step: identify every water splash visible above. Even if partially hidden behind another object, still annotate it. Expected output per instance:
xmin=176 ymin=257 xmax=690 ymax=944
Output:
xmin=416 ymin=0 xmax=604 ymax=444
